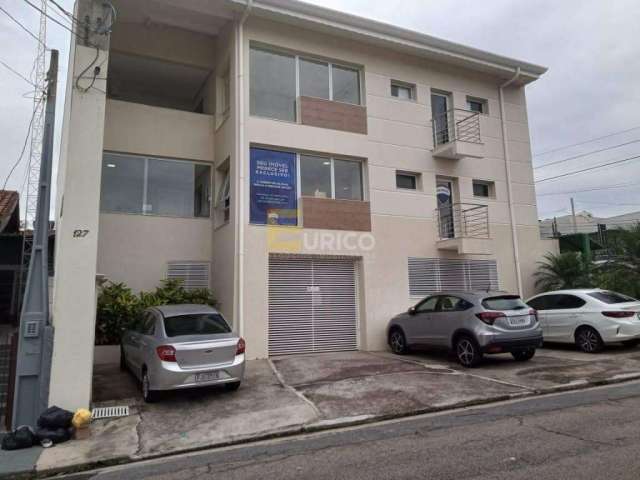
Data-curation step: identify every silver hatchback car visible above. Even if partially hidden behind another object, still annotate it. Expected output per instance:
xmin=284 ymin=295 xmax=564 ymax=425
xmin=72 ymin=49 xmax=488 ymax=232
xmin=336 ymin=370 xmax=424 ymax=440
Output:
xmin=121 ymin=304 xmax=245 ymax=402
xmin=387 ymin=291 xmax=542 ymax=367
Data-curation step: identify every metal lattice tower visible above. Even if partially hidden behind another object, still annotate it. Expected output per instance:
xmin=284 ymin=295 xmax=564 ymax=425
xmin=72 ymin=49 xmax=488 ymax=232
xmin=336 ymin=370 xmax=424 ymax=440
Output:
xmin=18 ymin=1 xmax=48 ymax=309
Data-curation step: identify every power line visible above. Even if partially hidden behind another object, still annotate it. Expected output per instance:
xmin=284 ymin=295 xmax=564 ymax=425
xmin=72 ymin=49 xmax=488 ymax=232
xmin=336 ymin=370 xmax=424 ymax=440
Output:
xmin=1 ymin=97 xmax=45 ymax=191
xmin=0 ymin=59 xmax=37 ymax=87
xmin=0 ymin=5 xmax=47 ymax=47
xmin=535 ymin=154 xmax=640 ymax=183
xmin=534 ymin=126 xmax=640 ymax=157
xmin=22 ymin=0 xmax=82 ymax=37
xmin=47 ymin=0 xmax=81 ymax=26
xmin=537 ymin=182 xmax=640 ymax=197
xmin=534 ymin=139 xmax=640 ymax=170
xmin=576 ymin=200 xmax=640 ymax=208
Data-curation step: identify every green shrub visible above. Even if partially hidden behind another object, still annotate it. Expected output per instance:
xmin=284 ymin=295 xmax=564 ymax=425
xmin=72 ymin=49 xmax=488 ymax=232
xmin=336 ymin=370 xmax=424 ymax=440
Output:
xmin=95 ymin=279 xmax=218 ymax=345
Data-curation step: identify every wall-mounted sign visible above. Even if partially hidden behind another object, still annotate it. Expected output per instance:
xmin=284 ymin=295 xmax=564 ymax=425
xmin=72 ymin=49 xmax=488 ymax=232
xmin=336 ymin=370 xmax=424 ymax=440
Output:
xmin=250 ymin=148 xmax=298 ymax=225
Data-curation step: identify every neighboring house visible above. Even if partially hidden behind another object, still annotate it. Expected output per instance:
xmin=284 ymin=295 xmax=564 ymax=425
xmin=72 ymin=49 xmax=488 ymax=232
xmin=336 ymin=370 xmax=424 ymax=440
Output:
xmin=51 ymin=0 xmax=557 ymax=410
xmin=0 ymin=191 xmax=21 ymax=325
xmin=540 ymin=210 xmax=640 ymax=237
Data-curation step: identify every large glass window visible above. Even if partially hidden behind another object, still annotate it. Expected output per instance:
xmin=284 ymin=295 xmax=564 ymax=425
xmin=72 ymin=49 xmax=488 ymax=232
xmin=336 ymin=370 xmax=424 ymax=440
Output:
xmin=300 ymin=58 xmax=330 ymax=100
xmin=332 ymin=65 xmax=360 ymax=104
xmin=300 ymin=155 xmax=332 ymax=199
xmin=334 ymin=159 xmax=362 ymax=200
xmin=101 ymin=153 xmax=145 ymax=214
xmin=250 ymin=48 xmax=296 ymax=121
xmin=100 ymin=153 xmax=211 ymax=218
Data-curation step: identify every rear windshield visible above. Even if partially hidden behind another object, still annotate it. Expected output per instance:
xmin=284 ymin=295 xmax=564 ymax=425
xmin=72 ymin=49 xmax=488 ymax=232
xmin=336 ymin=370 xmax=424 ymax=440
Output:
xmin=163 ymin=313 xmax=231 ymax=338
xmin=482 ymin=296 xmax=528 ymax=311
xmin=587 ymin=291 xmax=638 ymax=304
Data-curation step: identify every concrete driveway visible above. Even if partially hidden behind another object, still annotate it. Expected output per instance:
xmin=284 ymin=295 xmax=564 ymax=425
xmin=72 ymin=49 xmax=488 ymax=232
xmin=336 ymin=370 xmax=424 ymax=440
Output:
xmin=28 ymin=343 xmax=640 ymax=477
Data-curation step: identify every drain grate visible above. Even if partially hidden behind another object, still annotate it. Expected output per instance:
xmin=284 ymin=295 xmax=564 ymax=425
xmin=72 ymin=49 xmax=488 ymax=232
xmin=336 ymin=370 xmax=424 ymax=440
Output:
xmin=91 ymin=406 xmax=129 ymax=420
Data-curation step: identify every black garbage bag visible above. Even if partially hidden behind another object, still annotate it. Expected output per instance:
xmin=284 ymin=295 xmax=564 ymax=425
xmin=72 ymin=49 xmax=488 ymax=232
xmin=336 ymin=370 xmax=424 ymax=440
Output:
xmin=35 ymin=427 xmax=74 ymax=445
xmin=1 ymin=426 xmax=37 ymax=450
xmin=37 ymin=406 xmax=74 ymax=429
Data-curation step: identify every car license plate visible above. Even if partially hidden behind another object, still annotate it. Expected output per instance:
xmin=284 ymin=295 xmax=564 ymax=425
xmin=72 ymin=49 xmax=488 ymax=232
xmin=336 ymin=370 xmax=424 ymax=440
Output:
xmin=509 ymin=316 xmax=528 ymax=326
xmin=195 ymin=371 xmax=220 ymax=383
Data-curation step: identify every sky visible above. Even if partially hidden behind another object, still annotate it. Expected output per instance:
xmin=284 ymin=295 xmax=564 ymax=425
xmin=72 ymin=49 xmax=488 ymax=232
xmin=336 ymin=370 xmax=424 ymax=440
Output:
xmin=1 ymin=0 xmax=640 ymax=223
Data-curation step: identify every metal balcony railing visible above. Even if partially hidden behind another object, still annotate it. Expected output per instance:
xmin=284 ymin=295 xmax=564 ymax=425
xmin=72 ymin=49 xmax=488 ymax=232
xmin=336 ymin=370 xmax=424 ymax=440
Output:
xmin=435 ymin=203 xmax=489 ymax=240
xmin=432 ymin=108 xmax=481 ymax=146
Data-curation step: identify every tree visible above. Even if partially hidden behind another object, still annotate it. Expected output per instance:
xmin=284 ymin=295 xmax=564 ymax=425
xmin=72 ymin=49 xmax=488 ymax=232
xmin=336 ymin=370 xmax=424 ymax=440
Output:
xmin=598 ymin=223 xmax=640 ymax=298
xmin=534 ymin=251 xmax=593 ymax=292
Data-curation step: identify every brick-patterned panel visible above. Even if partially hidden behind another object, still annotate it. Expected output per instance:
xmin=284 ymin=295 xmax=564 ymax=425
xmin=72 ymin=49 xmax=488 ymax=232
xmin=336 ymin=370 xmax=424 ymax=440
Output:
xmin=301 ymin=197 xmax=371 ymax=231
xmin=299 ymin=96 xmax=367 ymax=134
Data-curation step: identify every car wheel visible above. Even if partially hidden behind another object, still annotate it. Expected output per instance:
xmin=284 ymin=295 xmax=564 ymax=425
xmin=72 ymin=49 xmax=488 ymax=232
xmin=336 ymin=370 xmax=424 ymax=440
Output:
xmin=511 ymin=348 xmax=536 ymax=362
xmin=622 ymin=339 xmax=640 ymax=348
xmin=224 ymin=381 xmax=241 ymax=392
xmin=142 ymin=370 xmax=159 ymax=403
xmin=455 ymin=335 xmax=482 ymax=368
xmin=119 ymin=346 xmax=127 ymax=372
xmin=389 ymin=329 xmax=408 ymax=355
xmin=575 ymin=327 xmax=604 ymax=353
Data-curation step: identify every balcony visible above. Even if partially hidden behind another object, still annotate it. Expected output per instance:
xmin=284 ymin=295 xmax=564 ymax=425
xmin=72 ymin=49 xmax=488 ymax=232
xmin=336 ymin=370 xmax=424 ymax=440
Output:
xmin=434 ymin=203 xmax=492 ymax=255
xmin=431 ymin=109 xmax=484 ymax=160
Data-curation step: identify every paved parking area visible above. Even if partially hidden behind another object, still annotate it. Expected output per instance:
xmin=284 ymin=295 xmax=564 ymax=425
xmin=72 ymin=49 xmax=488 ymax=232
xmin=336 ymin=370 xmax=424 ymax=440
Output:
xmin=28 ymin=343 xmax=640 ymax=477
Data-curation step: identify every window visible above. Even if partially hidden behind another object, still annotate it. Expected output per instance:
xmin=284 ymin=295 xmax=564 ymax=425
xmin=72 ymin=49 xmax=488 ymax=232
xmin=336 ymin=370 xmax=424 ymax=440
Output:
xmin=163 ymin=313 xmax=231 ymax=338
xmin=396 ymin=172 xmax=418 ymax=190
xmin=219 ymin=66 xmax=231 ymax=117
xmin=300 ymin=155 xmax=363 ymax=200
xmin=391 ymin=81 xmax=415 ymax=100
xmin=250 ymin=48 xmax=297 ymax=121
xmin=438 ymin=296 xmax=471 ymax=312
xmin=332 ymin=65 xmax=360 ymax=104
xmin=527 ymin=295 xmax=553 ymax=311
xmin=334 ymin=159 xmax=363 ymax=200
xmin=101 ymin=153 xmax=145 ymax=214
xmin=416 ymin=296 xmax=439 ymax=313
xmin=555 ymin=295 xmax=587 ymax=309
xmin=473 ymin=180 xmax=494 ymax=198
xmin=216 ymin=162 xmax=231 ymax=225
xmin=100 ymin=153 xmax=211 ymax=218
xmin=250 ymin=46 xmax=363 ymax=121
xmin=141 ymin=313 xmax=156 ymax=336
xmin=300 ymin=58 xmax=330 ymax=99
xmin=482 ymin=296 xmax=528 ymax=311
xmin=467 ymin=97 xmax=487 ymax=114
xmin=587 ymin=291 xmax=638 ymax=304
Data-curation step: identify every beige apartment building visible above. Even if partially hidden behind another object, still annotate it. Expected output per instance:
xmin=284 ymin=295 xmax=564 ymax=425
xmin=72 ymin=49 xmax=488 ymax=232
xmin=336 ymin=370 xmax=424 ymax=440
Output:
xmin=51 ymin=0 xmax=557 ymax=409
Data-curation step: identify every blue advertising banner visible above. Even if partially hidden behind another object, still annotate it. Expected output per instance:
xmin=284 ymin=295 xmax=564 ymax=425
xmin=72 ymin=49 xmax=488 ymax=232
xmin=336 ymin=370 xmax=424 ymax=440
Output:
xmin=250 ymin=148 xmax=298 ymax=225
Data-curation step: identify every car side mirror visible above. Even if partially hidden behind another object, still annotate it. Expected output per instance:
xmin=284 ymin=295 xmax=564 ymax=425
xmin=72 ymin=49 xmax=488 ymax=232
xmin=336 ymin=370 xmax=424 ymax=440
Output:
xmin=408 ymin=306 xmax=416 ymax=315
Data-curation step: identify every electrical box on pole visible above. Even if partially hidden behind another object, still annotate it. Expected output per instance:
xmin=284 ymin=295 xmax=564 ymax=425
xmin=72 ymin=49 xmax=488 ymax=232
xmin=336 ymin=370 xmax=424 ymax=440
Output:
xmin=12 ymin=49 xmax=59 ymax=429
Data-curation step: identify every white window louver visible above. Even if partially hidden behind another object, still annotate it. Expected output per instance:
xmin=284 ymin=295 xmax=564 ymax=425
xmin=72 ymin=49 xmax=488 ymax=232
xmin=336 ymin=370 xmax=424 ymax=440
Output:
xmin=408 ymin=257 xmax=498 ymax=297
xmin=167 ymin=262 xmax=210 ymax=291
xmin=268 ymin=255 xmax=359 ymax=356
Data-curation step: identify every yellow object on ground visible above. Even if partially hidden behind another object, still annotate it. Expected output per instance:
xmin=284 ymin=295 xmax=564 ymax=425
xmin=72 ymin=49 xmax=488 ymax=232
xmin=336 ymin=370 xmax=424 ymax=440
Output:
xmin=72 ymin=409 xmax=92 ymax=429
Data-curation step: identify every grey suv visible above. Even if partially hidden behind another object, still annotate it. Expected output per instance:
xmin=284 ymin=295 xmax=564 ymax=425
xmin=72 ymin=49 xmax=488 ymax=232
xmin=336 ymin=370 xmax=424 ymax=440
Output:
xmin=387 ymin=291 xmax=543 ymax=367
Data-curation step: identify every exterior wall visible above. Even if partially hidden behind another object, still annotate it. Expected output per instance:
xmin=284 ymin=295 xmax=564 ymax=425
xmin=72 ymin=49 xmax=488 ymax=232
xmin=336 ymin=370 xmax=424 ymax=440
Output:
xmin=239 ymin=16 xmax=556 ymax=359
xmin=50 ymin=43 xmax=109 ymax=411
xmin=98 ymin=100 xmax=215 ymax=293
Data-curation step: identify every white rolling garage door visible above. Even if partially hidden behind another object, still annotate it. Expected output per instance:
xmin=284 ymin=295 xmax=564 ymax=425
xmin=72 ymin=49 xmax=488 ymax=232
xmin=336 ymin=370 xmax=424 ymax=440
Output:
xmin=268 ymin=255 xmax=359 ymax=356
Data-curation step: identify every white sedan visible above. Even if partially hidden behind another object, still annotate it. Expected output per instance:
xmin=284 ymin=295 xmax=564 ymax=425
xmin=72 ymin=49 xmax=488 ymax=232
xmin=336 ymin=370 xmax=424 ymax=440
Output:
xmin=526 ymin=289 xmax=640 ymax=353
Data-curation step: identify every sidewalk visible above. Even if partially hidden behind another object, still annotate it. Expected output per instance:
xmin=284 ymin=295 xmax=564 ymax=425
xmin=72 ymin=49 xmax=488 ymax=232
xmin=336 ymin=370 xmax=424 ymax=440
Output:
xmin=4 ymin=346 xmax=640 ymax=478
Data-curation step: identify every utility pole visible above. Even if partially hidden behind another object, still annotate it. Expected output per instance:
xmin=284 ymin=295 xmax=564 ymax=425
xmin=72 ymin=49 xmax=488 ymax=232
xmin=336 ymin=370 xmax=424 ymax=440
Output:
xmin=12 ymin=50 xmax=58 ymax=429
xmin=570 ymin=197 xmax=577 ymax=234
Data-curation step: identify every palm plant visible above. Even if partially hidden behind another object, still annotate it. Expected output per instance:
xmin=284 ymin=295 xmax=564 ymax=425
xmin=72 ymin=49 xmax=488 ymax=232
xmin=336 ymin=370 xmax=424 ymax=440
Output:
xmin=534 ymin=251 xmax=593 ymax=292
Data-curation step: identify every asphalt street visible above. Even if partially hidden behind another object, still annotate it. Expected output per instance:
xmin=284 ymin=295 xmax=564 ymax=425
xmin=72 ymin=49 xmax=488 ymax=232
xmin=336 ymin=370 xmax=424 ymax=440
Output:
xmin=60 ymin=380 xmax=640 ymax=480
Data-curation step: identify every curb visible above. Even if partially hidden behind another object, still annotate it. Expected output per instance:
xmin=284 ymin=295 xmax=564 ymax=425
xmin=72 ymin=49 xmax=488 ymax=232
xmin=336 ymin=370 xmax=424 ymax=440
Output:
xmin=7 ymin=372 xmax=640 ymax=479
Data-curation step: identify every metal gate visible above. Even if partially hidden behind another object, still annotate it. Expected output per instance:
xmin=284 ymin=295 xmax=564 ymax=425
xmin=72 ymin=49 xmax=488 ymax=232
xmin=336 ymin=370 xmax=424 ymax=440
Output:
xmin=268 ymin=255 xmax=359 ymax=356
xmin=0 ymin=329 xmax=17 ymax=431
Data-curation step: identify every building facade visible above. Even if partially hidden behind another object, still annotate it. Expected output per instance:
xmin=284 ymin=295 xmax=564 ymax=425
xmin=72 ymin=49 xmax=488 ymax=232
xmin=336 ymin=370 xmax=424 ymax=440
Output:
xmin=51 ymin=0 xmax=557 ymax=409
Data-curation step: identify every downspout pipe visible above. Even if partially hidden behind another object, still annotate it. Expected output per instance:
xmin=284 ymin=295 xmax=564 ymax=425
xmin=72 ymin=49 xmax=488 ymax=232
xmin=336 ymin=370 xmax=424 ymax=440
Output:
xmin=498 ymin=67 xmax=523 ymax=296
xmin=235 ymin=0 xmax=253 ymax=337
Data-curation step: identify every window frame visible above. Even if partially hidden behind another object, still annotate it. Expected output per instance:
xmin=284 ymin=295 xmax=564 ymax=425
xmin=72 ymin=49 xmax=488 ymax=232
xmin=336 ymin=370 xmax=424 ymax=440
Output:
xmin=215 ymin=159 xmax=231 ymax=227
xmin=101 ymin=151 xmax=212 ymax=219
xmin=466 ymin=96 xmax=488 ymax=115
xmin=472 ymin=180 xmax=494 ymax=199
xmin=297 ymin=153 xmax=365 ymax=201
xmin=250 ymin=43 xmax=364 ymax=123
xmin=415 ymin=296 xmax=439 ymax=313
xmin=396 ymin=171 xmax=420 ymax=191
xmin=390 ymin=80 xmax=416 ymax=101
